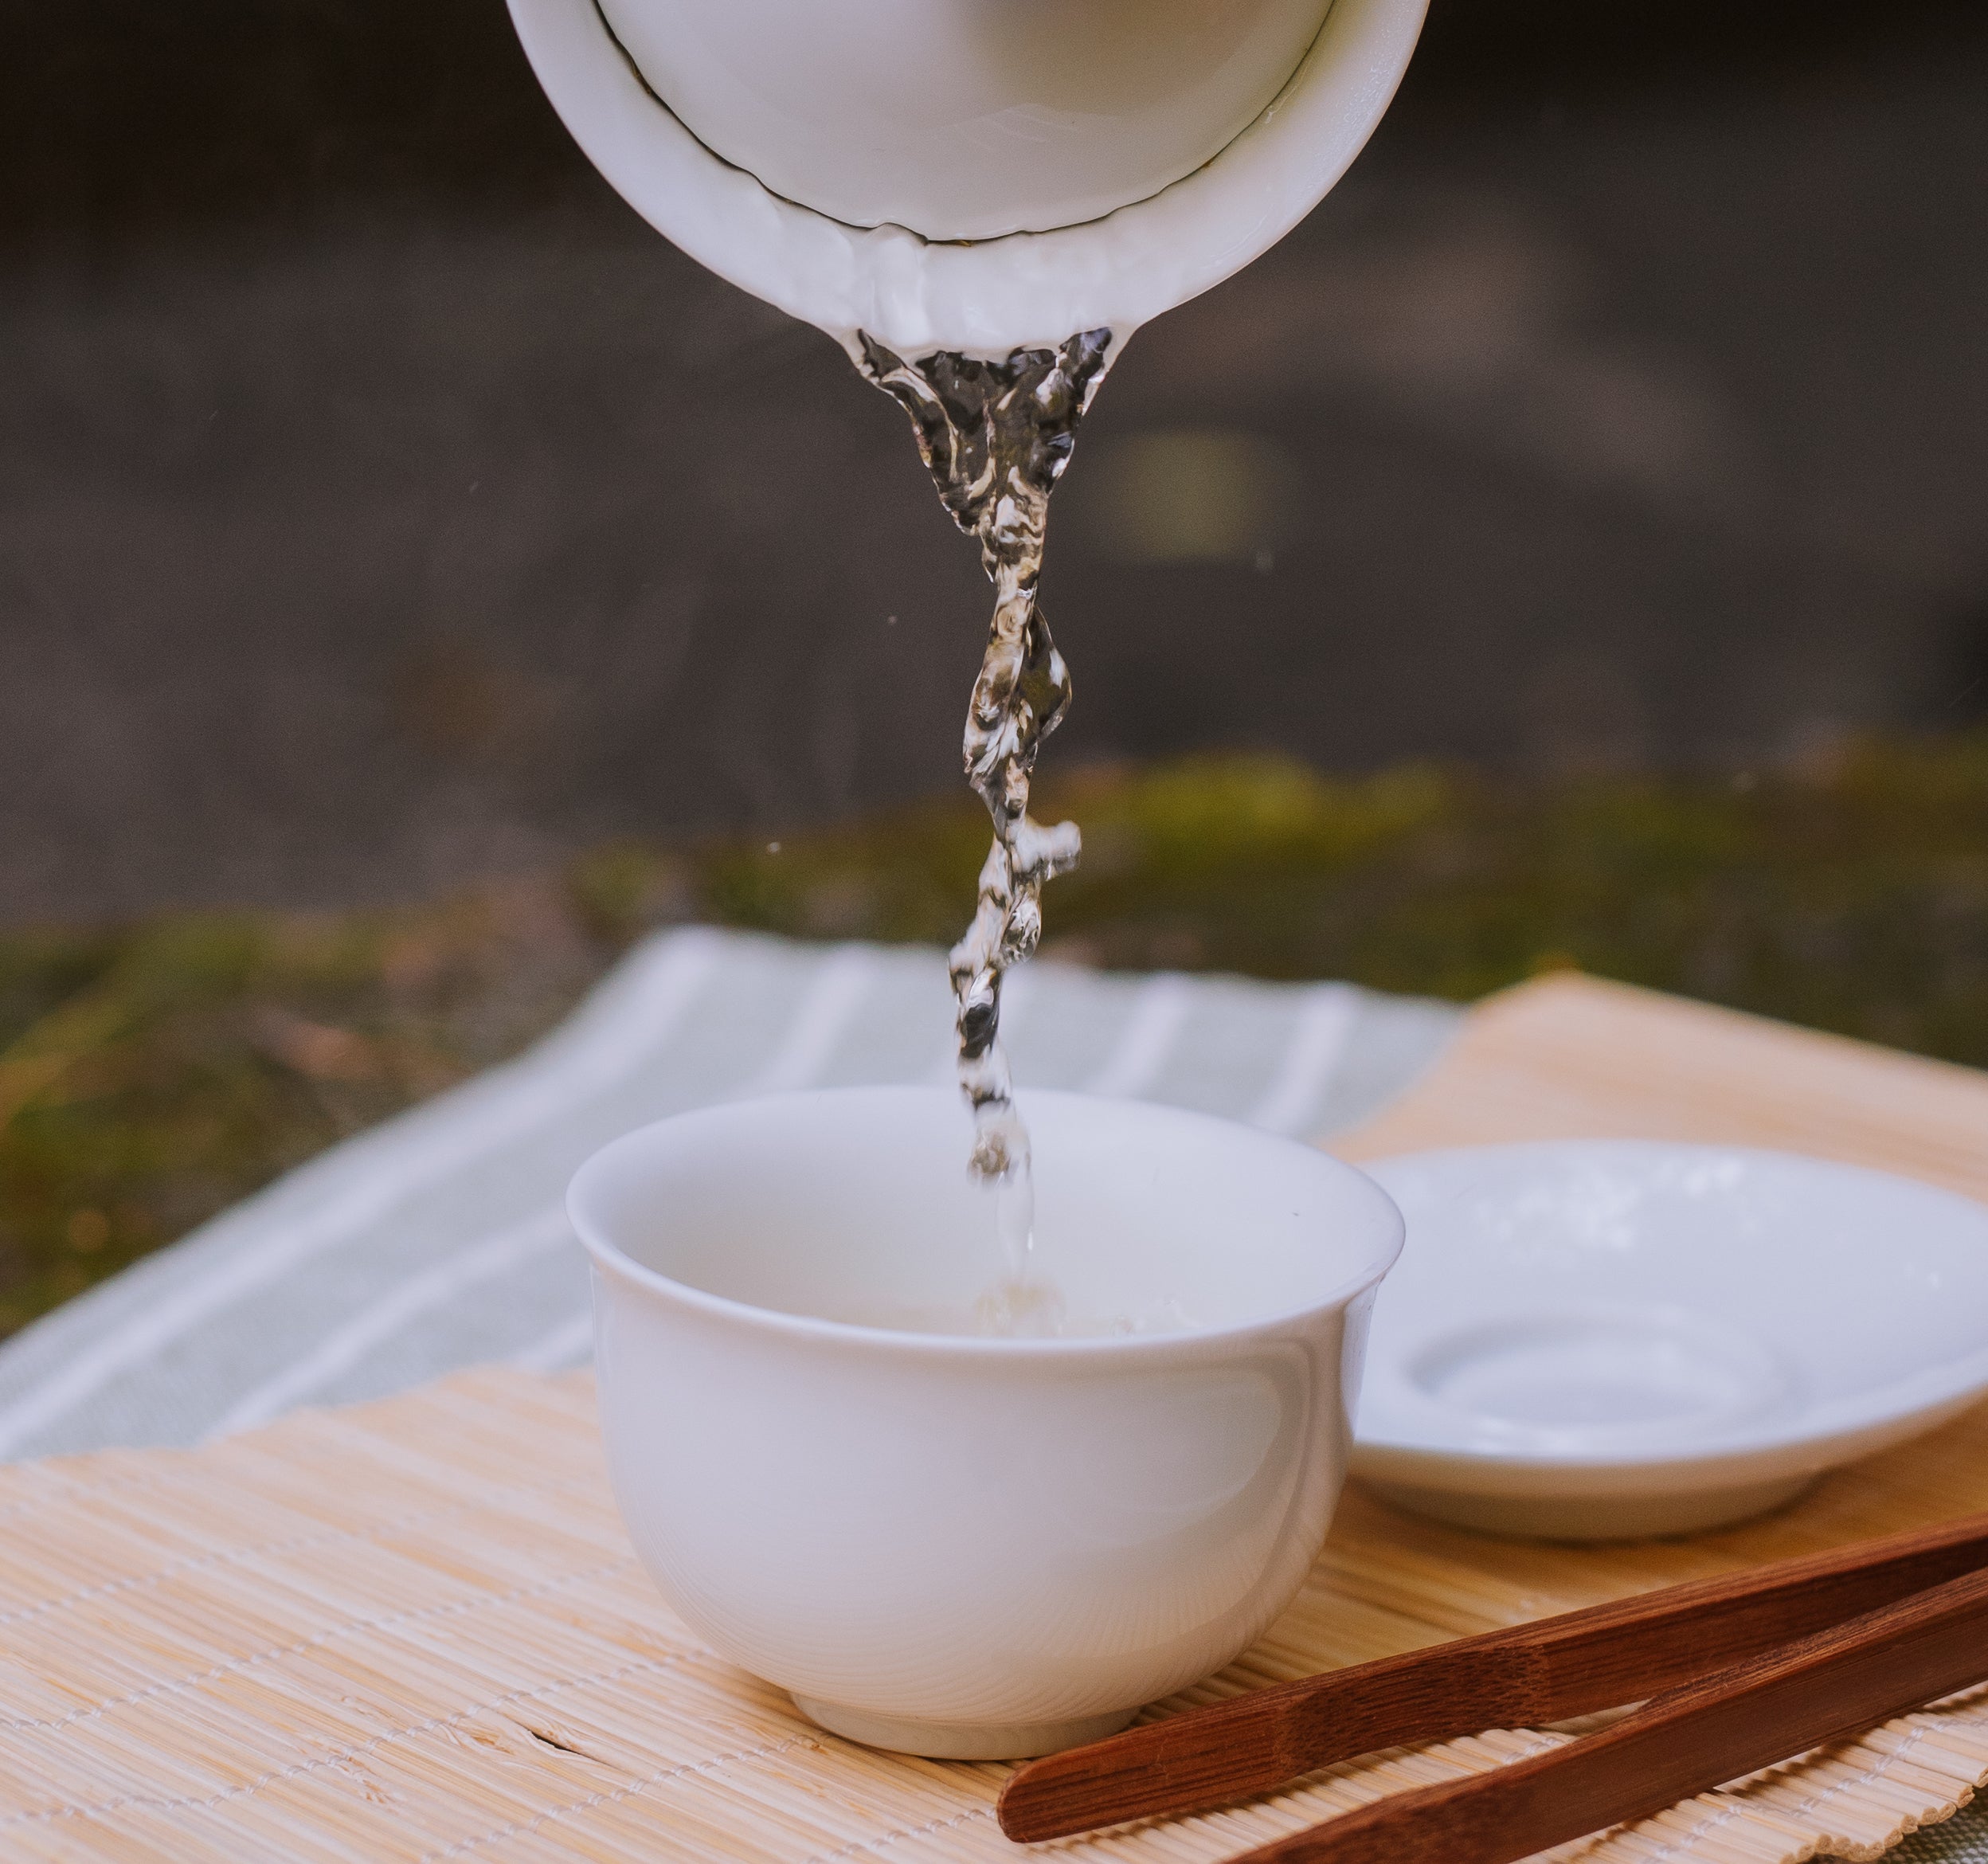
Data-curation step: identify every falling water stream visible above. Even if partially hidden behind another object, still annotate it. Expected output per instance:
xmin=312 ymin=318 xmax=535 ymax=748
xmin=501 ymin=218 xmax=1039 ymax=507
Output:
xmin=859 ymin=328 xmax=1112 ymax=1331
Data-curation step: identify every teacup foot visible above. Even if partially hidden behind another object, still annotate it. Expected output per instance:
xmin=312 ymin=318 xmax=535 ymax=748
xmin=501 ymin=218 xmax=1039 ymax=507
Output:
xmin=790 ymin=1695 xmax=1140 ymax=1759
xmin=1364 ymin=1472 xmax=1818 ymax=1541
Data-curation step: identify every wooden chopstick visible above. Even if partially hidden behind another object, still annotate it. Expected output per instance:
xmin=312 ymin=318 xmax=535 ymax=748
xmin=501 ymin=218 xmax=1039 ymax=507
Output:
xmin=999 ymin=1509 xmax=1988 ymax=1842
xmin=1225 ymin=1557 xmax=1988 ymax=1864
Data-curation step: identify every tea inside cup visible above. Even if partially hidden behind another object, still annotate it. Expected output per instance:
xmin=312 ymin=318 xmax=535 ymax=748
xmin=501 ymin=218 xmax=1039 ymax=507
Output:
xmin=579 ymin=1086 xmax=1392 ymax=1338
xmin=569 ymin=1086 xmax=1401 ymax=1756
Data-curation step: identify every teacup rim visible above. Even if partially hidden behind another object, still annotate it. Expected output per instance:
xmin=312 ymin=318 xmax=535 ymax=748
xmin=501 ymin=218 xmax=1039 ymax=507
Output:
xmin=569 ymin=1085 xmax=1404 ymax=1358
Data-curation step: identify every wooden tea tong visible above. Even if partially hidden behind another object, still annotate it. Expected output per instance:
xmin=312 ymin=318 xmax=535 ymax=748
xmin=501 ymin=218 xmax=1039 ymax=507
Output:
xmin=1000 ymin=1510 xmax=1988 ymax=1861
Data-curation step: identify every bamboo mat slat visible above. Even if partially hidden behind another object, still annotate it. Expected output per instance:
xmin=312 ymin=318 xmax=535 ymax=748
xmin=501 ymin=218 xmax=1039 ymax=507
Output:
xmin=4 ymin=973 xmax=1988 ymax=1862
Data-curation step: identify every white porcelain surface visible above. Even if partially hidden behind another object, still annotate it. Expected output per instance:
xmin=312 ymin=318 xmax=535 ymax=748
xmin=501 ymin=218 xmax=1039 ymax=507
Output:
xmin=569 ymin=1087 xmax=1402 ymax=1757
xmin=507 ymin=0 xmax=1426 ymax=357
xmin=599 ymin=0 xmax=1336 ymax=243
xmin=1354 ymin=1142 xmax=1988 ymax=1540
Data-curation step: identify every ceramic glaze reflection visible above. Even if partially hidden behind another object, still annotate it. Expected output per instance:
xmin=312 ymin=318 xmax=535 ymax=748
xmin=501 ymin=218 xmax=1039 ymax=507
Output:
xmin=821 ymin=1291 xmax=1197 ymax=1340
xmin=1404 ymin=1309 xmax=1794 ymax=1442
xmin=596 ymin=0 xmax=1335 ymax=240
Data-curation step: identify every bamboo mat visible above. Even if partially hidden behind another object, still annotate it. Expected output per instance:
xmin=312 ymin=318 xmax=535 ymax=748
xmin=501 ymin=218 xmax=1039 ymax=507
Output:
xmin=5 ymin=974 xmax=1988 ymax=1863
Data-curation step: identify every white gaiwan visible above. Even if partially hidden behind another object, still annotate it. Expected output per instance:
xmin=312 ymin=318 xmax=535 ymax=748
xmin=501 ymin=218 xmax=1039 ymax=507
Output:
xmin=508 ymin=0 xmax=1427 ymax=357
xmin=596 ymin=0 xmax=1340 ymax=241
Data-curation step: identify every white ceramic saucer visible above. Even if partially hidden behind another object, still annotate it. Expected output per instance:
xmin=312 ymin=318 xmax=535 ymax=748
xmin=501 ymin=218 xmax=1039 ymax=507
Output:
xmin=1352 ymin=1141 xmax=1988 ymax=1540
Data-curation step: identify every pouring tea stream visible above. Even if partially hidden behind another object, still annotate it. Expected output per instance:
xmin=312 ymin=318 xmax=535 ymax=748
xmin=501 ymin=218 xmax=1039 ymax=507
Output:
xmin=511 ymin=0 xmax=1427 ymax=1316
xmin=523 ymin=0 xmax=1430 ymax=1754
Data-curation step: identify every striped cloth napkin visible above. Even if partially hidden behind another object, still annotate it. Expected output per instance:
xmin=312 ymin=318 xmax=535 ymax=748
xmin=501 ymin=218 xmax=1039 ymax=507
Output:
xmin=0 ymin=926 xmax=1458 ymax=1463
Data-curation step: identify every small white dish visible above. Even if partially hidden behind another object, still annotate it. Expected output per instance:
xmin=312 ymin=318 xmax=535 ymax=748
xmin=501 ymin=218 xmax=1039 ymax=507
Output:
xmin=570 ymin=1087 xmax=1403 ymax=1758
xmin=1352 ymin=1141 xmax=1988 ymax=1541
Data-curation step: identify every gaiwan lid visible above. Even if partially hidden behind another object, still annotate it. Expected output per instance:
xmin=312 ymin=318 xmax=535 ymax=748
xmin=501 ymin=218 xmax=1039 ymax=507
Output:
xmin=507 ymin=0 xmax=1426 ymax=359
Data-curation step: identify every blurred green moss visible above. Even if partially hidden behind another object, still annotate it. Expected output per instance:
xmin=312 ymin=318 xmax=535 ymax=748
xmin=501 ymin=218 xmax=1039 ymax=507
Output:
xmin=0 ymin=887 xmax=607 ymax=1337
xmin=4 ymin=734 xmax=1985 ymax=1337
xmin=593 ymin=737 xmax=1988 ymax=1063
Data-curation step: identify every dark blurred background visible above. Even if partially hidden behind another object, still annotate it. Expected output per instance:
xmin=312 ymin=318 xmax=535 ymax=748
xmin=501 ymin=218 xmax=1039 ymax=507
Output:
xmin=3 ymin=0 xmax=1986 ymax=923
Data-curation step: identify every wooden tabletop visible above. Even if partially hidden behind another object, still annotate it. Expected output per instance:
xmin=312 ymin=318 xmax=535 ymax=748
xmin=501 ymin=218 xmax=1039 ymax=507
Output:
xmin=2 ymin=973 xmax=1985 ymax=1862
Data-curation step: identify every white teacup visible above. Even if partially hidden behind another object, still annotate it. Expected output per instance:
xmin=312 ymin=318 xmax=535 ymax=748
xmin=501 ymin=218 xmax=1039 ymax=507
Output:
xmin=569 ymin=1087 xmax=1402 ymax=1758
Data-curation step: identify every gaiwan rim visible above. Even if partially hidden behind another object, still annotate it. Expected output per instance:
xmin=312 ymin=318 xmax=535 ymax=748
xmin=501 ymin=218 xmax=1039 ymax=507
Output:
xmin=1351 ymin=1138 xmax=1988 ymax=1489
xmin=567 ymin=1085 xmax=1404 ymax=1359
xmin=505 ymin=0 xmax=1428 ymax=359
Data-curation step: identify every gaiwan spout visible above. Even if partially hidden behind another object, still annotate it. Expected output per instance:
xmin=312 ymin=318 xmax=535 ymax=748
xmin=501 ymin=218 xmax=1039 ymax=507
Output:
xmin=507 ymin=0 xmax=1426 ymax=360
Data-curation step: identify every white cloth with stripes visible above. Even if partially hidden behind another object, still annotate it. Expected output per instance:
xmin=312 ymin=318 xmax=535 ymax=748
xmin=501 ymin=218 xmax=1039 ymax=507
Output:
xmin=0 ymin=927 xmax=1458 ymax=1462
